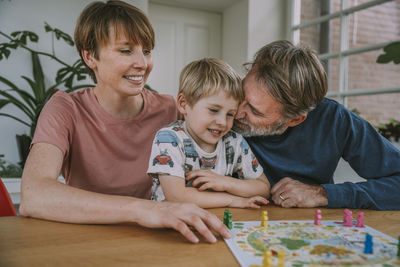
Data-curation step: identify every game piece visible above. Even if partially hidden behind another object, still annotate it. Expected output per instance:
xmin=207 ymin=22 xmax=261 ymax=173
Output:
xmin=356 ymin=212 xmax=364 ymax=228
xmin=261 ymin=211 xmax=268 ymax=228
xmin=223 ymin=209 xmax=232 ymax=229
xmin=343 ymin=209 xmax=354 ymax=227
xmin=277 ymin=250 xmax=285 ymax=267
xmin=262 ymin=250 xmax=272 ymax=267
xmin=314 ymin=209 xmax=322 ymax=225
xmin=364 ymin=233 xmax=373 ymax=254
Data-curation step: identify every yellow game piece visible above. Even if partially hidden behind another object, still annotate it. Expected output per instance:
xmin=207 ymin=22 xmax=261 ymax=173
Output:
xmin=262 ymin=250 xmax=272 ymax=267
xmin=278 ymin=250 xmax=285 ymax=267
xmin=261 ymin=211 xmax=268 ymax=228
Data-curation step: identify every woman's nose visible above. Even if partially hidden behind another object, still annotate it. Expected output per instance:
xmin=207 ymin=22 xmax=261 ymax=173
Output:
xmin=132 ymin=51 xmax=147 ymax=69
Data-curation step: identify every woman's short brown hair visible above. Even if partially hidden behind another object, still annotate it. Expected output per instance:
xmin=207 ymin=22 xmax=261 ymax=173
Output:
xmin=246 ymin=40 xmax=327 ymax=119
xmin=74 ymin=0 xmax=154 ymax=83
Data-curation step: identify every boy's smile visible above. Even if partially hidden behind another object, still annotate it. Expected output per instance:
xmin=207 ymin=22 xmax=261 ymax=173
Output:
xmin=180 ymin=91 xmax=239 ymax=153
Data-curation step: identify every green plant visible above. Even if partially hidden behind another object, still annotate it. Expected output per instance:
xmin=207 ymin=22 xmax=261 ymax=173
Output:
xmin=0 ymin=154 xmax=22 ymax=178
xmin=375 ymin=41 xmax=400 ymax=142
xmin=0 ymin=22 xmax=93 ymax=138
xmin=377 ymin=41 xmax=400 ymax=64
xmin=376 ymin=119 xmax=400 ymax=142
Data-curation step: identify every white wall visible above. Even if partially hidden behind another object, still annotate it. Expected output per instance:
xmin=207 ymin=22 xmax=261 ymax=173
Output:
xmin=247 ymin=0 xmax=286 ymax=61
xmin=0 ymin=0 xmax=147 ymax=164
xmin=222 ymin=0 xmax=249 ymax=77
xmin=222 ymin=0 xmax=287 ymax=77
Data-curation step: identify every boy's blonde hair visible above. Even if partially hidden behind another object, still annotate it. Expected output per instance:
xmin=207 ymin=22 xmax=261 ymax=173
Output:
xmin=74 ymin=0 xmax=154 ymax=83
xmin=179 ymin=58 xmax=243 ymax=106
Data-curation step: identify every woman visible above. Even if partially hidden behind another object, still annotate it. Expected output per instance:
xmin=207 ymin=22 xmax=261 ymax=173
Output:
xmin=19 ymin=0 xmax=230 ymax=244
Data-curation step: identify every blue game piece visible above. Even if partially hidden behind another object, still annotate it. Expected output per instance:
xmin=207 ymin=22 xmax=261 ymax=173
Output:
xmin=364 ymin=234 xmax=373 ymax=254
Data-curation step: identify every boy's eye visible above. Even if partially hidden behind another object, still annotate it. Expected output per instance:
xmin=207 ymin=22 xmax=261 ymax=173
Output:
xmin=209 ymin=108 xmax=218 ymax=113
xmin=227 ymin=113 xmax=235 ymax=117
xmin=143 ymin=49 xmax=152 ymax=55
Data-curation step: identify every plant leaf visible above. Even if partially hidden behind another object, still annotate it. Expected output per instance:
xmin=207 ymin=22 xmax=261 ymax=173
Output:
xmin=31 ymin=52 xmax=46 ymax=100
xmin=0 ymin=112 xmax=31 ymax=127
xmin=0 ymin=99 xmax=10 ymax=109
xmin=377 ymin=42 xmax=400 ymax=64
xmin=44 ymin=22 xmax=74 ymax=46
xmin=20 ymin=76 xmax=40 ymax=101
xmin=0 ymin=90 xmax=35 ymax=120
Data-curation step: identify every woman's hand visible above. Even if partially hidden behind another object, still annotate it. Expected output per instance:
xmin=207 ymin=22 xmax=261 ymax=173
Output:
xmin=186 ymin=169 xmax=232 ymax=192
xmin=135 ymin=201 xmax=231 ymax=243
xmin=229 ymin=196 xmax=269 ymax=209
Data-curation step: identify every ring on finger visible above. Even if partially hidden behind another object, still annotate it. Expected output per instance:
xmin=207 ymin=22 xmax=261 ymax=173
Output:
xmin=279 ymin=193 xmax=286 ymax=201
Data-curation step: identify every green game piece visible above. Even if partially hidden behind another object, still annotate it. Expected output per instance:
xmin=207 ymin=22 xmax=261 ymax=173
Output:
xmin=223 ymin=209 xmax=232 ymax=229
xmin=397 ymin=236 xmax=400 ymax=257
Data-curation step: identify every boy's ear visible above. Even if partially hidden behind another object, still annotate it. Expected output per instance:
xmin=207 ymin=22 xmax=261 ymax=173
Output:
xmin=81 ymin=49 xmax=96 ymax=69
xmin=176 ymin=93 xmax=188 ymax=115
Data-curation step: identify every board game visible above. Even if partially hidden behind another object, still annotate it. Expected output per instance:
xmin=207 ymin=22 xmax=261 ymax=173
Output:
xmin=224 ymin=220 xmax=399 ymax=267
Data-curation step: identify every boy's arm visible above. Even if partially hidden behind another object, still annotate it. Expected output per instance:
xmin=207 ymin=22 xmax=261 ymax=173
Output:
xmin=186 ymin=171 xmax=270 ymax=198
xmin=159 ymin=174 xmax=269 ymax=209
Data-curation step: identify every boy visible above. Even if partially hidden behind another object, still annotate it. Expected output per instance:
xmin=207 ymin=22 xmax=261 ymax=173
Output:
xmin=147 ymin=58 xmax=270 ymax=208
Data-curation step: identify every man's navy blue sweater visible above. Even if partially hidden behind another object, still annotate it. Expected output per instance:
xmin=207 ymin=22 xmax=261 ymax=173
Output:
xmin=246 ymin=98 xmax=400 ymax=210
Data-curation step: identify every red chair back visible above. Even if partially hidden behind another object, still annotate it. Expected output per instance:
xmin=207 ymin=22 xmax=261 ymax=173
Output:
xmin=0 ymin=179 xmax=17 ymax=216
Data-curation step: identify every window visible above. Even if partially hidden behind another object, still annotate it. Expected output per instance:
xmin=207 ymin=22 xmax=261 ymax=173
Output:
xmin=288 ymin=0 xmax=400 ymax=125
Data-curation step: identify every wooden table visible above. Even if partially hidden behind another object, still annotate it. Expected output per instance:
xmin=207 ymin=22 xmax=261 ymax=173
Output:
xmin=1 ymin=206 xmax=399 ymax=266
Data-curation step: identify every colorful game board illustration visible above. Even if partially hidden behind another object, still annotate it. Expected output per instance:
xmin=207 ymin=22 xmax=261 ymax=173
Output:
xmin=224 ymin=220 xmax=400 ymax=267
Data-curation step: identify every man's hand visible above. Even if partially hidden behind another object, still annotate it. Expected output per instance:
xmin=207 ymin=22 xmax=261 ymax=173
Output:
xmin=230 ymin=195 xmax=269 ymax=209
xmin=136 ymin=201 xmax=231 ymax=243
xmin=186 ymin=170 xmax=232 ymax=192
xmin=270 ymin=177 xmax=328 ymax=208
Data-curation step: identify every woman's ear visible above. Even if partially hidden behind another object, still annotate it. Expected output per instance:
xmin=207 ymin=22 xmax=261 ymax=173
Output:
xmin=176 ymin=93 xmax=188 ymax=115
xmin=81 ymin=49 xmax=96 ymax=69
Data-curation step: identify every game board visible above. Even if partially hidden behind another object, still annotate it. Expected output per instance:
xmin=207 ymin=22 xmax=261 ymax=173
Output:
xmin=224 ymin=220 xmax=399 ymax=267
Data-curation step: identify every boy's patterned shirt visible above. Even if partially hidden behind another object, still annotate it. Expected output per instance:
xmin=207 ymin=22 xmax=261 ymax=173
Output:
xmin=147 ymin=120 xmax=263 ymax=201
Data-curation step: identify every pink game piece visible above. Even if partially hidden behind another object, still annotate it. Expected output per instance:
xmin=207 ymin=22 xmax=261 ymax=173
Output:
xmin=343 ymin=209 xmax=354 ymax=227
xmin=314 ymin=209 xmax=322 ymax=225
xmin=356 ymin=212 xmax=365 ymax=227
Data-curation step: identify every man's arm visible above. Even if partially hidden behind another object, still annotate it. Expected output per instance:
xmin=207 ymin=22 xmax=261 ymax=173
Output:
xmin=323 ymin=110 xmax=400 ymax=210
xmin=159 ymin=174 xmax=269 ymax=208
xmin=20 ymin=143 xmax=231 ymax=243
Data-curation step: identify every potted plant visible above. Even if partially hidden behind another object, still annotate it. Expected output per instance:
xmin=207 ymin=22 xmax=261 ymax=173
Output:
xmin=0 ymin=23 xmax=93 ymax=167
xmin=376 ymin=41 xmax=400 ymax=148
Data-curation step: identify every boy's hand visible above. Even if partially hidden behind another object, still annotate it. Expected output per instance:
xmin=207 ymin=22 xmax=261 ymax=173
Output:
xmin=229 ymin=196 xmax=269 ymax=209
xmin=186 ymin=170 xmax=232 ymax=192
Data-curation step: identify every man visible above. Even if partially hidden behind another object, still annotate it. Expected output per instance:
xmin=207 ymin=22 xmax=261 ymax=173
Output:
xmin=233 ymin=40 xmax=400 ymax=210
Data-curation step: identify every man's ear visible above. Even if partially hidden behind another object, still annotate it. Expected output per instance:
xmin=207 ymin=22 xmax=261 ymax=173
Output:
xmin=81 ymin=49 xmax=96 ymax=69
xmin=176 ymin=93 xmax=188 ymax=115
xmin=287 ymin=114 xmax=307 ymax=127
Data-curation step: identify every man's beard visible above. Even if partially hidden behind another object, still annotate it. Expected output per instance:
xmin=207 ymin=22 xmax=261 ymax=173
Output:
xmin=232 ymin=118 xmax=289 ymax=137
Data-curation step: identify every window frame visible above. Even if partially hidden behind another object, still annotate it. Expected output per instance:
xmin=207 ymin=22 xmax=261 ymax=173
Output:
xmin=287 ymin=0 xmax=400 ymax=106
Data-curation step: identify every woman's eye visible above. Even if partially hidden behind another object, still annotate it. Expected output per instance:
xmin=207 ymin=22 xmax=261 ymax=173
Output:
xmin=209 ymin=108 xmax=218 ymax=113
xmin=120 ymin=49 xmax=132 ymax=54
xmin=227 ymin=113 xmax=235 ymax=117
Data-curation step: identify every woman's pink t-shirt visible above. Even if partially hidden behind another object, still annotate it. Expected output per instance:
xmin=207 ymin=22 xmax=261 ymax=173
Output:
xmin=32 ymin=88 xmax=179 ymax=199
